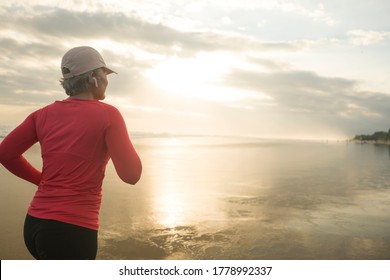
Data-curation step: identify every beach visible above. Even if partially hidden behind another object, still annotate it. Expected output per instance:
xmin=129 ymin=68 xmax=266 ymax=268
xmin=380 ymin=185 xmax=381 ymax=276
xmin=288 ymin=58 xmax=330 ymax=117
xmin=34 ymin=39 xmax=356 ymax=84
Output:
xmin=1 ymin=136 xmax=390 ymax=259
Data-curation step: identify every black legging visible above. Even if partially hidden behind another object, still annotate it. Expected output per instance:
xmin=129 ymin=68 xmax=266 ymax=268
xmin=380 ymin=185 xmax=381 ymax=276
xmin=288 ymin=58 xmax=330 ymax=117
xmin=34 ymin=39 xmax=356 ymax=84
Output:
xmin=24 ymin=214 xmax=98 ymax=260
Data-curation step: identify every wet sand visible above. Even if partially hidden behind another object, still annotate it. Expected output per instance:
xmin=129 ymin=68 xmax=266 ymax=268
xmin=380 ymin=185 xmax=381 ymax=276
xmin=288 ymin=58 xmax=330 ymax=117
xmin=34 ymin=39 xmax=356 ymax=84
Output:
xmin=1 ymin=138 xmax=390 ymax=259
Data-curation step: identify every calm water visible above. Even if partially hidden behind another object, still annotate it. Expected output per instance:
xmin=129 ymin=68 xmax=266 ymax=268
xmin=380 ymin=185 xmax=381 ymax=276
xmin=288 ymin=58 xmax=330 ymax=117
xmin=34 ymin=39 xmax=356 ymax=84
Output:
xmin=1 ymin=135 xmax=390 ymax=259
xmin=98 ymin=137 xmax=390 ymax=260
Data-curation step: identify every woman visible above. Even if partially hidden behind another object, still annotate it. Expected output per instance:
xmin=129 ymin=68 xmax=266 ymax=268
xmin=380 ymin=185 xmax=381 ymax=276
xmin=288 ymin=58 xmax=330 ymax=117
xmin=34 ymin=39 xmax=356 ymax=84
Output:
xmin=0 ymin=46 xmax=142 ymax=259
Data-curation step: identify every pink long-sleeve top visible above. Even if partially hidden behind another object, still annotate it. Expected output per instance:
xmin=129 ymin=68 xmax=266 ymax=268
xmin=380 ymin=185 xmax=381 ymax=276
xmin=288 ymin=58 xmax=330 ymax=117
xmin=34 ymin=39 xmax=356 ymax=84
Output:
xmin=0 ymin=98 xmax=142 ymax=230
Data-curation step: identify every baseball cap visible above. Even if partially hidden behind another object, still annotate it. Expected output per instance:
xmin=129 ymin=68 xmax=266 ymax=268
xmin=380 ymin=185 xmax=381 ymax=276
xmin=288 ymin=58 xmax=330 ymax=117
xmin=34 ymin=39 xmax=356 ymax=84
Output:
xmin=61 ymin=46 xmax=117 ymax=79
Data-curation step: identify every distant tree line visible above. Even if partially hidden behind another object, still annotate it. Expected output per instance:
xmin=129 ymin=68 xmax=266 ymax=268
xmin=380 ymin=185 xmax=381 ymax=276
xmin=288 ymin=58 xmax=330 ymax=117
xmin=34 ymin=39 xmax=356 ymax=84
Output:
xmin=353 ymin=130 xmax=390 ymax=142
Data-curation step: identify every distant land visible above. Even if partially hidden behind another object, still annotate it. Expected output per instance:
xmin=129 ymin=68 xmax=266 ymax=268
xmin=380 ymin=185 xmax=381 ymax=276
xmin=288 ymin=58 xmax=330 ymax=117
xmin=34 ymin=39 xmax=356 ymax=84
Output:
xmin=353 ymin=130 xmax=390 ymax=145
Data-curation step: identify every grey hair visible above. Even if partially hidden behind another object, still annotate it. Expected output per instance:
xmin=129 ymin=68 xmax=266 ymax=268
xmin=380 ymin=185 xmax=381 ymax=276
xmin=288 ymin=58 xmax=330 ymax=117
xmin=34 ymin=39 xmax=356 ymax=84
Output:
xmin=60 ymin=68 xmax=105 ymax=96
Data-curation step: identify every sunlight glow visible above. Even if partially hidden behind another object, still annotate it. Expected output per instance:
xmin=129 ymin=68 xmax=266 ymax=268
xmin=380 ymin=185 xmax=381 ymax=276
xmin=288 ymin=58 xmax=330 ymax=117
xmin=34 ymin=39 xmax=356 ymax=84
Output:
xmin=144 ymin=52 xmax=266 ymax=103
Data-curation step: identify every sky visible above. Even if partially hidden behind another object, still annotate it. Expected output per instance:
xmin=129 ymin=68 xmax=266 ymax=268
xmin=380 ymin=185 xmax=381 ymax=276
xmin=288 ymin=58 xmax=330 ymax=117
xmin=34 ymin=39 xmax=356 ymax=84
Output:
xmin=1 ymin=0 xmax=390 ymax=140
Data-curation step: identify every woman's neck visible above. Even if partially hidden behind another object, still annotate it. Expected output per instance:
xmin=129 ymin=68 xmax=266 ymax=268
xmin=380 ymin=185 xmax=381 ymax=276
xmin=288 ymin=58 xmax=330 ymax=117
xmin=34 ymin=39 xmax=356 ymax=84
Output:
xmin=70 ymin=92 xmax=94 ymax=99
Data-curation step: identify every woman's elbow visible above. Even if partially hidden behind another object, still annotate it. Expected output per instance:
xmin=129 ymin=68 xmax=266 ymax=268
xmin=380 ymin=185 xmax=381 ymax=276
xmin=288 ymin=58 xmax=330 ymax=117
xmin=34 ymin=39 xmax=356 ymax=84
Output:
xmin=121 ymin=163 xmax=142 ymax=185
xmin=122 ymin=173 xmax=141 ymax=185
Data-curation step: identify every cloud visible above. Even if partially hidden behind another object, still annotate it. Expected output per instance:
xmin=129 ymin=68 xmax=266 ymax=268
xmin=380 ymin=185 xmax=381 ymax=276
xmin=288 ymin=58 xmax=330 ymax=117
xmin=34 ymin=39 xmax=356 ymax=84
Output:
xmin=0 ymin=37 xmax=66 ymax=106
xmin=222 ymin=64 xmax=390 ymax=133
xmin=0 ymin=4 xmax=305 ymax=108
xmin=225 ymin=67 xmax=353 ymax=112
xmin=0 ymin=5 xmax=298 ymax=56
xmin=278 ymin=2 xmax=336 ymax=26
xmin=348 ymin=29 xmax=390 ymax=46
xmin=188 ymin=0 xmax=337 ymax=26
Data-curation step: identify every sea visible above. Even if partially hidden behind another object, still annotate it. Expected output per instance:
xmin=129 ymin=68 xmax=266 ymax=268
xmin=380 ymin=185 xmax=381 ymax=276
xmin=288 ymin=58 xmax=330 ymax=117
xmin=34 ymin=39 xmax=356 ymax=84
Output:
xmin=1 ymin=126 xmax=390 ymax=259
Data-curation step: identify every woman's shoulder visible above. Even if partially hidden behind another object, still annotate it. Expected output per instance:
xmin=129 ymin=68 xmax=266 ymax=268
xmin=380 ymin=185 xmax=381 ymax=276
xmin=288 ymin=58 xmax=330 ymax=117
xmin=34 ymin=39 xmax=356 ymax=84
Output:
xmin=33 ymin=99 xmax=123 ymax=119
xmin=97 ymin=101 xmax=122 ymax=115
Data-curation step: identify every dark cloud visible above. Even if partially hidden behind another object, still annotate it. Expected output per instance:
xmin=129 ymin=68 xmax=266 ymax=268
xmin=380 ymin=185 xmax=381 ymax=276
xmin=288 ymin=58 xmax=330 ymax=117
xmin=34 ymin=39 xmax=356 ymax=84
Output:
xmin=0 ymin=5 xmax=298 ymax=56
xmin=0 ymin=38 xmax=64 ymax=106
xmin=225 ymin=68 xmax=354 ymax=112
xmin=0 ymin=38 xmax=62 ymax=60
xmin=223 ymin=66 xmax=390 ymax=134
xmin=0 ymin=72 xmax=63 ymax=106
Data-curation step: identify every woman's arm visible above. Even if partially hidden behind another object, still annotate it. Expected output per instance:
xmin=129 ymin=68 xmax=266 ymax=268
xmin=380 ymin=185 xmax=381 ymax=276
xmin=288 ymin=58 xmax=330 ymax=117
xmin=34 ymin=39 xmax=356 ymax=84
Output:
xmin=0 ymin=113 xmax=42 ymax=186
xmin=105 ymin=107 xmax=142 ymax=185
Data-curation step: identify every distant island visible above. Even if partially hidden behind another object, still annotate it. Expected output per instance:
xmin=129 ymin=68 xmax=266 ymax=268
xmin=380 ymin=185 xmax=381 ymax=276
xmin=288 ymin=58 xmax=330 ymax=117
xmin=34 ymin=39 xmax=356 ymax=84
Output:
xmin=353 ymin=130 xmax=390 ymax=145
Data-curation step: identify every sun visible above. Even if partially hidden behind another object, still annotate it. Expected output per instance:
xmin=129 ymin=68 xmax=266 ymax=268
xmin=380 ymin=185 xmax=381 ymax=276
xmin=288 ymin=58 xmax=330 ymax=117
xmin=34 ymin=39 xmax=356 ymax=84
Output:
xmin=144 ymin=52 xmax=259 ymax=103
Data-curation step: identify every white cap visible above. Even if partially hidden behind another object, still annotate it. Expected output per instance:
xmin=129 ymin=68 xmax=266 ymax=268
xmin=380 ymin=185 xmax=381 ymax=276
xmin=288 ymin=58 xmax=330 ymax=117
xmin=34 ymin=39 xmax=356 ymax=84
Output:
xmin=61 ymin=46 xmax=117 ymax=79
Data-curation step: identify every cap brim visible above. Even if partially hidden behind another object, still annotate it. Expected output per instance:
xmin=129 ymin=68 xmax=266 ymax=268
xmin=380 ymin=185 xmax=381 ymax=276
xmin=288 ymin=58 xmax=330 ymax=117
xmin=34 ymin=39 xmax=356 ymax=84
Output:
xmin=104 ymin=67 xmax=117 ymax=75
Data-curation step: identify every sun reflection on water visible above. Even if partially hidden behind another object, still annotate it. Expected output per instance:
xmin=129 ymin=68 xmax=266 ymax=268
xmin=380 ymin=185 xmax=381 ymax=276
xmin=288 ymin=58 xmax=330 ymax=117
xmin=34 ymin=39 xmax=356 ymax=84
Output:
xmin=155 ymin=190 xmax=186 ymax=228
xmin=150 ymin=140 xmax=192 ymax=228
xmin=148 ymin=137 xmax=226 ymax=229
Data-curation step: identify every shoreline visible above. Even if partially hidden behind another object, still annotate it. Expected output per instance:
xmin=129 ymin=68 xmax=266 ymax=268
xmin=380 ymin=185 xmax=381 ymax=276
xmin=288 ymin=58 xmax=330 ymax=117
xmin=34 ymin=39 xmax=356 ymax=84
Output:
xmin=351 ymin=139 xmax=390 ymax=146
